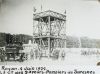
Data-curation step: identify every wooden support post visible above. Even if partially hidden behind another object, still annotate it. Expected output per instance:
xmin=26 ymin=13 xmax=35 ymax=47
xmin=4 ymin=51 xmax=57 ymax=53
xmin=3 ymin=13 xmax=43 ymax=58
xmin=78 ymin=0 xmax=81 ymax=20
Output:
xmin=48 ymin=16 xmax=51 ymax=57
xmin=39 ymin=38 xmax=42 ymax=58
xmin=48 ymin=37 xmax=50 ymax=57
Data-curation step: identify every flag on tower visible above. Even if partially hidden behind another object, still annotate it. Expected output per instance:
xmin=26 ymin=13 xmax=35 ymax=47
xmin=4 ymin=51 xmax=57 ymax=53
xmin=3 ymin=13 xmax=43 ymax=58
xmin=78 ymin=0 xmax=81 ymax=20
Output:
xmin=33 ymin=7 xmax=36 ymax=12
xmin=64 ymin=10 xmax=66 ymax=14
xmin=41 ymin=5 xmax=42 ymax=11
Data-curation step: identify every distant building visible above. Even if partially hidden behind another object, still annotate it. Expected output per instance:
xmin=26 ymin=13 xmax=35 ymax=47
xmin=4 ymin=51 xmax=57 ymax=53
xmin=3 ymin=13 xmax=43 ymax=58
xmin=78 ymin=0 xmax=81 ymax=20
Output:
xmin=22 ymin=40 xmax=38 ymax=59
xmin=23 ymin=40 xmax=33 ymax=53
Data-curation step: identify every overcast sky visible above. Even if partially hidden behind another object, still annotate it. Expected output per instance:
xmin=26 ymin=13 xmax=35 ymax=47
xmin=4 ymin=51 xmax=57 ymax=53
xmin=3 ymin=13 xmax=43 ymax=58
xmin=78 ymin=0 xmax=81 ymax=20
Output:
xmin=0 ymin=0 xmax=100 ymax=38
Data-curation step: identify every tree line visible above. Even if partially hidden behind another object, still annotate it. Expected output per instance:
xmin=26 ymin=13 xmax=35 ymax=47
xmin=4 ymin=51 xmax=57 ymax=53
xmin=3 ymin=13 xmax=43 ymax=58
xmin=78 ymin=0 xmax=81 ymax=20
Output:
xmin=1 ymin=32 xmax=100 ymax=48
xmin=66 ymin=36 xmax=100 ymax=48
xmin=0 ymin=32 xmax=33 ymax=47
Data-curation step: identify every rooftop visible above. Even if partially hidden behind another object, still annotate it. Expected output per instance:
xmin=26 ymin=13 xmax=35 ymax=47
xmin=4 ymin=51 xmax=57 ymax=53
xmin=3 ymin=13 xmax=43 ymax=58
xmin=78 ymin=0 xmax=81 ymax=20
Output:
xmin=33 ymin=10 xmax=66 ymax=21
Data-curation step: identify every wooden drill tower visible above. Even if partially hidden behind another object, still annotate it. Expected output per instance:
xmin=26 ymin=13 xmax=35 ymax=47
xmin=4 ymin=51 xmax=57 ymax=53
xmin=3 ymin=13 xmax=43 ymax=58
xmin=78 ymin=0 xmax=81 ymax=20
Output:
xmin=33 ymin=10 xmax=66 ymax=58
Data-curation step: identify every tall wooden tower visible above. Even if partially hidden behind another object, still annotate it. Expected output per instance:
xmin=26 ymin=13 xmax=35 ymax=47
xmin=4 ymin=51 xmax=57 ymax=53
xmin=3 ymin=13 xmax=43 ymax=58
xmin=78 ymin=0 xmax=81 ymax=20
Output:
xmin=33 ymin=10 xmax=66 ymax=58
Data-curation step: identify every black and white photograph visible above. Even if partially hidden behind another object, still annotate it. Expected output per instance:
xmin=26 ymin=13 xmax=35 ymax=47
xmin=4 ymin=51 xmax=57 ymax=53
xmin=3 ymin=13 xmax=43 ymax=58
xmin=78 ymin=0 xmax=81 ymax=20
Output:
xmin=1 ymin=0 xmax=100 ymax=70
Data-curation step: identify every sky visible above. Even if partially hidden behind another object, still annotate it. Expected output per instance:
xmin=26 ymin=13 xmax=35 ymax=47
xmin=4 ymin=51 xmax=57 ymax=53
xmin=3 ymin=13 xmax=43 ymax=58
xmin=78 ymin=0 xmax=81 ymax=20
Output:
xmin=0 ymin=0 xmax=100 ymax=38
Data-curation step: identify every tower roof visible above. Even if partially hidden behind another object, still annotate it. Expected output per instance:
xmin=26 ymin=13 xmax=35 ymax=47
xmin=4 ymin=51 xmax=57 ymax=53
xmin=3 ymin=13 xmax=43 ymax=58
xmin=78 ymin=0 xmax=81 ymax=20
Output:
xmin=33 ymin=10 xmax=66 ymax=21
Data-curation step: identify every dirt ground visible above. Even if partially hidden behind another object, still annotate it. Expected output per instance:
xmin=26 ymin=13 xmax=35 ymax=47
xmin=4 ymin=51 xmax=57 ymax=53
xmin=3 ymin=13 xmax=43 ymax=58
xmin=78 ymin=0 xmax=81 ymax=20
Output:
xmin=0 ymin=48 xmax=100 ymax=66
